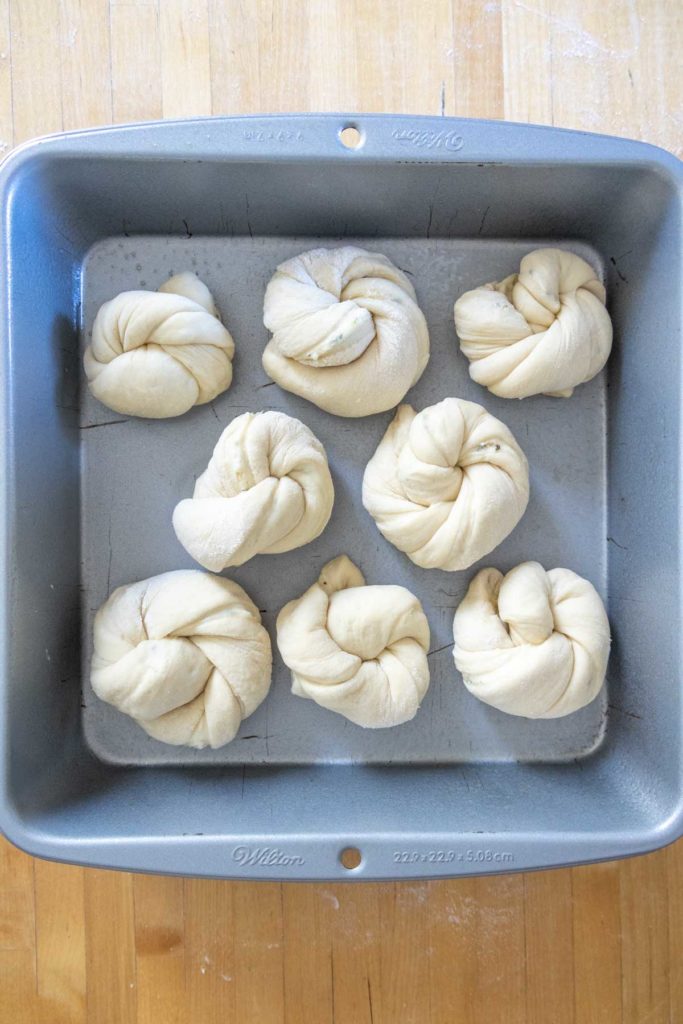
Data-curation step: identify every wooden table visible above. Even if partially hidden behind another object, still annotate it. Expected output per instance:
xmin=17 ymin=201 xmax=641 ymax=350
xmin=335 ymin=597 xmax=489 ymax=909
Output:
xmin=1 ymin=2 xmax=681 ymax=1021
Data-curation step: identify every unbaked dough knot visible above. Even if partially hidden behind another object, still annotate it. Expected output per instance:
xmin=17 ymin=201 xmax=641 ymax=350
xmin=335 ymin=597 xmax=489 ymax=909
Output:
xmin=84 ymin=272 xmax=235 ymax=418
xmin=173 ymin=410 xmax=335 ymax=571
xmin=262 ymin=246 xmax=430 ymax=416
xmin=362 ymin=398 xmax=529 ymax=571
xmin=276 ymin=555 xmax=431 ymax=728
xmin=90 ymin=570 xmax=272 ymax=748
xmin=454 ymin=248 xmax=612 ymax=399
xmin=452 ymin=562 xmax=610 ymax=718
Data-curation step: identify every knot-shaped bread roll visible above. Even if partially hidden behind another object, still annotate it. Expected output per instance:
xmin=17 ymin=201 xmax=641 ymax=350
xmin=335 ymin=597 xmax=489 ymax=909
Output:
xmin=173 ymin=410 xmax=334 ymax=571
xmin=262 ymin=246 xmax=429 ymax=416
xmin=454 ymin=248 xmax=612 ymax=399
xmin=84 ymin=272 xmax=235 ymax=418
xmin=453 ymin=562 xmax=610 ymax=718
xmin=276 ymin=555 xmax=430 ymax=728
xmin=91 ymin=570 xmax=272 ymax=748
xmin=362 ymin=398 xmax=529 ymax=571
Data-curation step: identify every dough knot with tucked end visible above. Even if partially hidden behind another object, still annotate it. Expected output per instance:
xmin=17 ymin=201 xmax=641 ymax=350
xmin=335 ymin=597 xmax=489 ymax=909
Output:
xmin=453 ymin=248 xmax=612 ymax=399
xmin=452 ymin=562 xmax=610 ymax=718
xmin=262 ymin=245 xmax=430 ymax=417
xmin=276 ymin=555 xmax=431 ymax=728
xmin=90 ymin=570 xmax=272 ymax=749
xmin=173 ymin=410 xmax=334 ymax=571
xmin=362 ymin=397 xmax=529 ymax=571
xmin=84 ymin=272 xmax=235 ymax=418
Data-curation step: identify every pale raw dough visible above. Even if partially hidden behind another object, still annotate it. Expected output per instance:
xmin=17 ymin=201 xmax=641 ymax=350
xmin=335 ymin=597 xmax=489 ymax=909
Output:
xmin=453 ymin=562 xmax=610 ymax=718
xmin=173 ymin=410 xmax=334 ymax=571
xmin=276 ymin=555 xmax=430 ymax=728
xmin=362 ymin=397 xmax=529 ymax=571
xmin=90 ymin=570 xmax=272 ymax=748
xmin=453 ymin=248 xmax=612 ymax=399
xmin=84 ymin=272 xmax=235 ymax=418
xmin=262 ymin=245 xmax=430 ymax=417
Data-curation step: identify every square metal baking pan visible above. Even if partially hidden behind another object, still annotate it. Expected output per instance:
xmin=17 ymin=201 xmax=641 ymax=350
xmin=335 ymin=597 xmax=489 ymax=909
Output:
xmin=1 ymin=114 xmax=681 ymax=879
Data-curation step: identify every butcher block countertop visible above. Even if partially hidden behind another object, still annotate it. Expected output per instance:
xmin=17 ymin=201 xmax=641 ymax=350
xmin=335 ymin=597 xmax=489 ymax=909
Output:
xmin=1 ymin=1 xmax=682 ymax=1022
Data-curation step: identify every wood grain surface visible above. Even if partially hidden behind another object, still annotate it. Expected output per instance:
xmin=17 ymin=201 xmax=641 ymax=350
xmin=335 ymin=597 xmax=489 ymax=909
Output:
xmin=0 ymin=1 xmax=682 ymax=1021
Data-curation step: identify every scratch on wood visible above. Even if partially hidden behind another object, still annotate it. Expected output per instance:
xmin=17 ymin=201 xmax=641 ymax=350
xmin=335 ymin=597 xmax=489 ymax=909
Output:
xmin=279 ymin=885 xmax=286 ymax=1004
xmin=330 ymin=950 xmax=336 ymax=1021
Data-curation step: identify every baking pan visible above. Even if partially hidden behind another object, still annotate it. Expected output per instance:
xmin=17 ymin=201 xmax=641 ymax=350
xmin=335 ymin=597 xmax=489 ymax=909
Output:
xmin=1 ymin=114 xmax=682 ymax=879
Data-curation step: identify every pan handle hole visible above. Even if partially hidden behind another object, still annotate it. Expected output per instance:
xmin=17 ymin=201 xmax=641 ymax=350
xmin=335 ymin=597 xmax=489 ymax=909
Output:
xmin=339 ymin=124 xmax=363 ymax=150
xmin=340 ymin=846 xmax=362 ymax=870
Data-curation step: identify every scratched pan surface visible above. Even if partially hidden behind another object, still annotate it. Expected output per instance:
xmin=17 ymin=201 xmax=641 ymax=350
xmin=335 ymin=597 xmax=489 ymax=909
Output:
xmin=80 ymin=235 xmax=607 ymax=766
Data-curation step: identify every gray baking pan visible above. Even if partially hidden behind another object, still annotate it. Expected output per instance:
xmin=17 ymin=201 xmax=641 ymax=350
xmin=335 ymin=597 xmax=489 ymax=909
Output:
xmin=0 ymin=114 xmax=682 ymax=880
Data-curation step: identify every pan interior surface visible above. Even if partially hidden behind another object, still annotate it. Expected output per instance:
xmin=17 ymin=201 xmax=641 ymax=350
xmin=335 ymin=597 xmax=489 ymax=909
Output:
xmin=80 ymin=234 xmax=608 ymax=767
